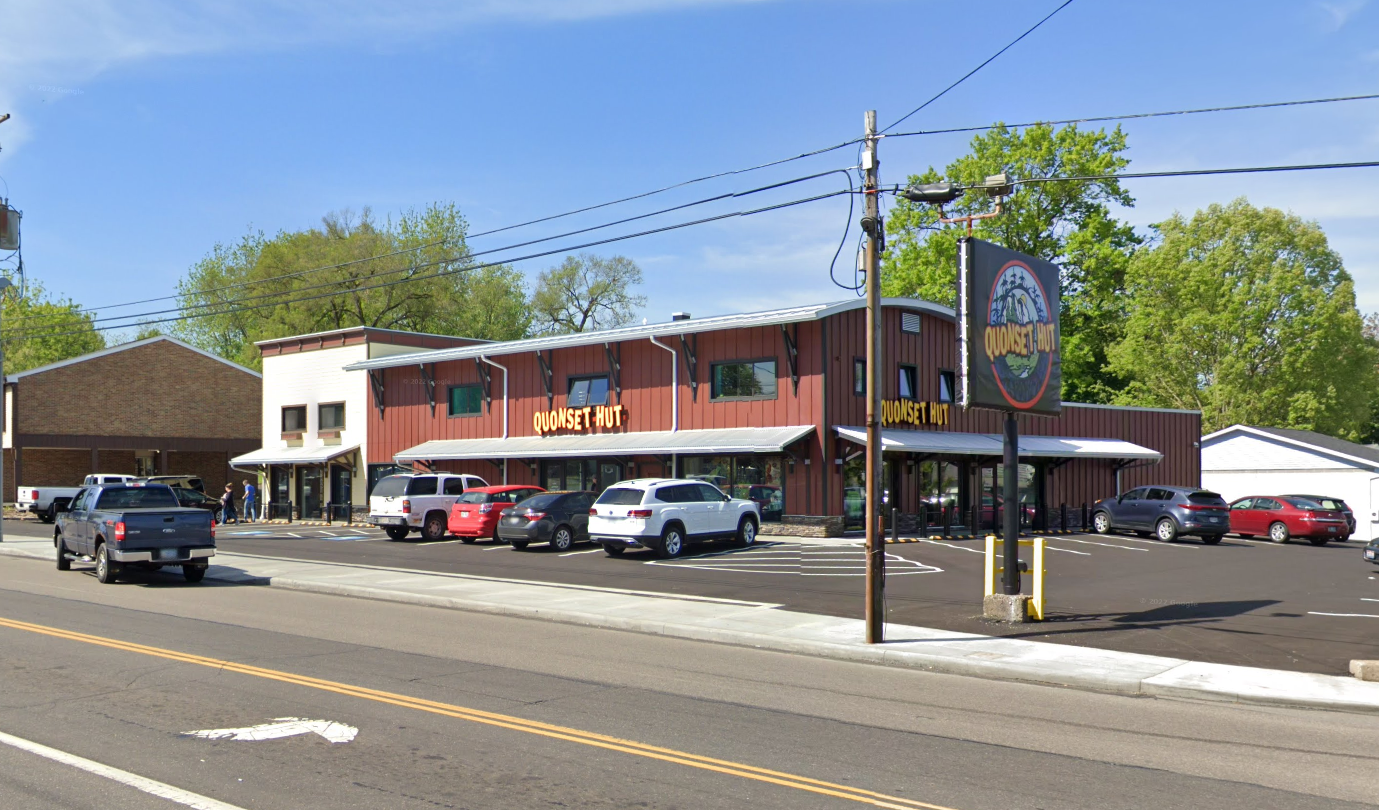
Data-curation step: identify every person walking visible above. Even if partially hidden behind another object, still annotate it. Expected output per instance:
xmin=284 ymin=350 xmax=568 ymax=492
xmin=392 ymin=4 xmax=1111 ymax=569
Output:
xmin=242 ymin=479 xmax=257 ymax=523
xmin=220 ymin=483 xmax=238 ymax=525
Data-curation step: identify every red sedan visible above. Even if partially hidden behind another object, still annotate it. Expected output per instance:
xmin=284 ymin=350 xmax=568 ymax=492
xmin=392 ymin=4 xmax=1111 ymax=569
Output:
xmin=448 ymin=485 xmax=545 ymax=542
xmin=1227 ymin=496 xmax=1349 ymax=545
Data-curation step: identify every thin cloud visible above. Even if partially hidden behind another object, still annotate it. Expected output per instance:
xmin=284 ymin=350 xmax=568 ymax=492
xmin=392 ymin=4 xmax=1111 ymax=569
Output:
xmin=1317 ymin=0 xmax=1368 ymax=30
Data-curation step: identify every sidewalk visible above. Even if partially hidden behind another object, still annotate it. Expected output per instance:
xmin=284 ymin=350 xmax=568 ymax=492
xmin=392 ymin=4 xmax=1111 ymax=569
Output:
xmin=4 ymin=536 xmax=1378 ymax=714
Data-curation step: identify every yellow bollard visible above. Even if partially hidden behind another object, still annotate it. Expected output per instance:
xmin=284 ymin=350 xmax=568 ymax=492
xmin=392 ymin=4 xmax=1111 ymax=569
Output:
xmin=1029 ymin=537 xmax=1045 ymax=620
xmin=983 ymin=535 xmax=997 ymax=596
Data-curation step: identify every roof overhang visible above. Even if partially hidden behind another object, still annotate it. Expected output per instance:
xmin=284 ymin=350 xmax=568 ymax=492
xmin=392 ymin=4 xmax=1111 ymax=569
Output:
xmin=1202 ymin=424 xmax=1379 ymax=469
xmin=833 ymin=427 xmax=1162 ymax=461
xmin=395 ymin=426 xmax=816 ymax=462
xmin=231 ymin=444 xmax=360 ymax=466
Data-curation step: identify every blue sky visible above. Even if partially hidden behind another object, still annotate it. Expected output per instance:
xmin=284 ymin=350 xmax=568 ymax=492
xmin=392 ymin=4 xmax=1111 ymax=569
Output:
xmin=2 ymin=0 xmax=1378 ymax=336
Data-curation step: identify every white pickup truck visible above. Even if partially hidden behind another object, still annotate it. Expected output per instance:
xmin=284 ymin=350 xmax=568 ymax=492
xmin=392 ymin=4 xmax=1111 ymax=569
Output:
xmin=369 ymin=472 xmax=487 ymax=541
xmin=17 ymin=474 xmax=139 ymax=523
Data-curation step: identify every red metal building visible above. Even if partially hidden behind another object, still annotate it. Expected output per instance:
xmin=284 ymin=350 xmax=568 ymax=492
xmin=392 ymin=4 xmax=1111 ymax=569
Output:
xmin=344 ymin=299 xmax=1199 ymax=528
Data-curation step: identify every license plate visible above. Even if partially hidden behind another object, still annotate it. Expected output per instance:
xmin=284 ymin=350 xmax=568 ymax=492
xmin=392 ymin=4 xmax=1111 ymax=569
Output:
xmin=378 ymin=517 xmax=405 ymax=525
xmin=1328 ymin=527 xmax=1337 ymax=533
xmin=459 ymin=511 xmax=469 ymax=518
xmin=158 ymin=548 xmax=179 ymax=560
xmin=1367 ymin=550 xmax=1377 ymax=560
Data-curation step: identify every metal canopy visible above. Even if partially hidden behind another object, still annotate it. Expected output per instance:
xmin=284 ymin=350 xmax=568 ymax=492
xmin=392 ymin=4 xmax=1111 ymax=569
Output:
xmin=394 ymin=426 xmax=816 ymax=462
xmin=832 ymin=426 xmax=1161 ymax=461
xmin=231 ymin=444 xmax=360 ymax=466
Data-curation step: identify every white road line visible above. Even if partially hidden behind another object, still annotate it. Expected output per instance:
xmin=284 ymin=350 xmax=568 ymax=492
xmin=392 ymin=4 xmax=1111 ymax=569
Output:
xmin=415 ymin=539 xmax=461 ymax=546
xmin=483 ymin=545 xmax=510 ymax=551
xmin=1045 ymin=546 xmax=1091 ymax=556
xmin=1360 ymin=598 xmax=1379 ymax=603
xmin=911 ymin=539 xmax=985 ymax=554
xmin=285 ymin=533 xmax=303 ymax=538
xmin=1308 ymin=611 xmax=1379 ymax=619
xmin=559 ymin=549 xmax=603 ymax=556
xmin=1057 ymin=537 xmax=1148 ymax=552
xmin=0 ymin=729 xmax=246 ymax=810
xmin=1099 ymin=535 xmax=1200 ymax=550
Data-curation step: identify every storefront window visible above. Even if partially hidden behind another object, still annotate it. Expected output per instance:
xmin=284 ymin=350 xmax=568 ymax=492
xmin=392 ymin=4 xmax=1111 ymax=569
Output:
xmin=979 ymin=463 xmax=1040 ymax=530
xmin=842 ymin=456 xmax=894 ymax=528
xmin=916 ymin=461 xmax=959 ymax=508
xmin=681 ymin=455 xmax=785 ymax=521
xmin=543 ymin=459 xmax=615 ymax=492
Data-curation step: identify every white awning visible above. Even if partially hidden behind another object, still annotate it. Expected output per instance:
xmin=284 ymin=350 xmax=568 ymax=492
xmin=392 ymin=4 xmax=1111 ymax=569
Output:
xmin=231 ymin=444 xmax=360 ymax=466
xmin=395 ymin=426 xmax=816 ymax=462
xmin=833 ymin=427 xmax=1161 ymax=461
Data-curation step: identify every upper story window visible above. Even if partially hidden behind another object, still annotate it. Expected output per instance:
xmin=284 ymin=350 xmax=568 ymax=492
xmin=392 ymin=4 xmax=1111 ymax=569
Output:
xmin=898 ymin=365 xmax=918 ymax=400
xmin=319 ymin=402 xmax=345 ymax=430
xmin=448 ymin=384 xmax=483 ymax=417
xmin=711 ymin=359 xmax=777 ymax=401
xmin=853 ymin=358 xmax=865 ymax=396
xmin=281 ymin=405 xmax=307 ymax=433
xmin=939 ymin=370 xmax=956 ymax=403
xmin=567 ymin=375 xmax=610 ymax=408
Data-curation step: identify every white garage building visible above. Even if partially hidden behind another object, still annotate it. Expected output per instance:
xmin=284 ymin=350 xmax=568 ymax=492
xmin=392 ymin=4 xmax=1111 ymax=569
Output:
xmin=1201 ymin=424 xmax=1379 ymax=541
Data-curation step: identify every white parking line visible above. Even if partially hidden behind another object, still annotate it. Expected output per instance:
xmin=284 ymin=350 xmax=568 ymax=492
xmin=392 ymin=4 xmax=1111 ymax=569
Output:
xmin=0 ymin=728 xmax=246 ymax=809
xmin=1100 ymin=535 xmax=1200 ymax=550
xmin=1361 ymin=598 xmax=1379 ymax=603
xmin=911 ymin=538 xmax=984 ymax=554
xmin=483 ymin=545 xmax=509 ymax=551
xmin=1045 ymin=546 xmax=1091 ymax=556
xmin=559 ymin=549 xmax=603 ymax=556
xmin=1058 ymin=537 xmax=1149 ymax=552
xmin=285 ymin=533 xmax=302 ymax=538
xmin=1308 ymin=611 xmax=1379 ymax=619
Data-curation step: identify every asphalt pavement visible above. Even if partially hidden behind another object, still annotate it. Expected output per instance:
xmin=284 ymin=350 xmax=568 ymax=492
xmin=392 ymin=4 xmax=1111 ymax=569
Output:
xmin=0 ymin=554 xmax=1376 ymax=810
xmin=24 ymin=515 xmax=1369 ymax=675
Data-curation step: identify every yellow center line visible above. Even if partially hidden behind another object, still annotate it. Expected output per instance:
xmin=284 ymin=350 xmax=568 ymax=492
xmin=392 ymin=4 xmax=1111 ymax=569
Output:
xmin=0 ymin=616 xmax=959 ymax=810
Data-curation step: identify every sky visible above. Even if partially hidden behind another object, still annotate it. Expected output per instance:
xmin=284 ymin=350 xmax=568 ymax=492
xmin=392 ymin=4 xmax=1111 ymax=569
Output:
xmin=1 ymin=0 xmax=1378 ymax=337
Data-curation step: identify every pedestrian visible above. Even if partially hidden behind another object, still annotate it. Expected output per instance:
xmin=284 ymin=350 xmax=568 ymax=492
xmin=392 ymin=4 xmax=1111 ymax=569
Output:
xmin=242 ymin=479 xmax=257 ymax=523
xmin=220 ymin=483 xmax=238 ymax=525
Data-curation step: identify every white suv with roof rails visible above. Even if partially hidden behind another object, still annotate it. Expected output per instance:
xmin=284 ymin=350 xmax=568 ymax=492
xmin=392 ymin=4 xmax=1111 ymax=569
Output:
xmin=588 ymin=478 xmax=761 ymax=558
xmin=369 ymin=472 xmax=488 ymax=541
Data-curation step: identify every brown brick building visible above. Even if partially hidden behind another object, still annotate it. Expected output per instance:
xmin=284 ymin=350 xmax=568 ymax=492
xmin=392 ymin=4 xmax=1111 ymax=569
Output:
xmin=3 ymin=336 xmax=261 ymax=501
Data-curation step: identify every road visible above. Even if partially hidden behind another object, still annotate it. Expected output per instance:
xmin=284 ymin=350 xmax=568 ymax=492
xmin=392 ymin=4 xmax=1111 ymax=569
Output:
xmin=17 ymin=515 xmax=1371 ymax=674
xmin=0 ymin=552 xmax=1376 ymax=810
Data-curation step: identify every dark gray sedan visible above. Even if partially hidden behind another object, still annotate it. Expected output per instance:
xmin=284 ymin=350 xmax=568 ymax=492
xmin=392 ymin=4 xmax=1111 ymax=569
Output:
xmin=1091 ymin=486 xmax=1230 ymax=544
xmin=497 ymin=491 xmax=595 ymax=551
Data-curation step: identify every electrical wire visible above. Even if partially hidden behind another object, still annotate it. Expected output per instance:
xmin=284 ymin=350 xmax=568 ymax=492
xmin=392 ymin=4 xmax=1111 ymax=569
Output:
xmin=880 ymin=0 xmax=1078 ymax=134
xmin=827 ymin=169 xmax=861 ymax=292
xmin=1008 ymin=159 xmax=1379 ymax=185
xmin=882 ymin=93 xmax=1379 ymax=139
xmin=3 ymin=187 xmax=854 ymax=341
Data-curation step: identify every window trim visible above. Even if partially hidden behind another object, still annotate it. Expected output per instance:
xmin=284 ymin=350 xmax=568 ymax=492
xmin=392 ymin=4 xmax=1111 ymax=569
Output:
xmin=566 ymin=374 xmax=612 ymax=408
xmin=317 ymin=401 xmax=346 ymax=431
xmin=852 ymin=357 xmax=865 ymax=397
xmin=898 ymin=364 xmax=918 ymax=401
xmin=280 ymin=404 xmax=308 ymax=434
xmin=447 ymin=383 xmax=484 ymax=418
xmin=709 ymin=357 xmax=779 ymax=402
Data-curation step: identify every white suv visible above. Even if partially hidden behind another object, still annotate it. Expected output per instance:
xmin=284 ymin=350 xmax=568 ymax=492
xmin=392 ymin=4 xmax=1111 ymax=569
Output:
xmin=588 ymin=478 xmax=761 ymax=558
xmin=369 ymin=472 xmax=488 ymax=541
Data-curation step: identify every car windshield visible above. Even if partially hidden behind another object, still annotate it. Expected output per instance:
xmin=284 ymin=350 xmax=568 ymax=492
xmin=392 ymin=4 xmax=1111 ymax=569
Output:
xmin=516 ymin=493 xmax=563 ymax=510
xmin=457 ymin=492 xmax=492 ymax=504
xmin=596 ymin=488 xmax=644 ymax=506
xmin=372 ymin=476 xmax=409 ymax=497
xmin=1187 ymin=491 xmax=1226 ymax=505
xmin=95 ymin=487 xmax=181 ymax=509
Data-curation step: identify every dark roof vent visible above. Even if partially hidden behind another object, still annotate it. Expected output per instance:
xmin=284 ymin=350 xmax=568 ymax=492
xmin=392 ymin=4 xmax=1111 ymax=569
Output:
xmin=671 ymin=312 xmax=691 ymax=321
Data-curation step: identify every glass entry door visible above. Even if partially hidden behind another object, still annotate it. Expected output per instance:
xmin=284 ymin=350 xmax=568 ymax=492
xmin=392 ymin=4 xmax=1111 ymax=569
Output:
xmin=977 ymin=462 xmax=1040 ymax=532
xmin=298 ymin=467 xmax=323 ymax=519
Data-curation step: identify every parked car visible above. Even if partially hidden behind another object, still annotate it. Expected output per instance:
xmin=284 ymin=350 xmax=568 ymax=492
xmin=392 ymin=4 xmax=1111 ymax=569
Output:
xmin=139 ymin=475 xmax=206 ymax=494
xmin=171 ymin=487 xmax=223 ymax=521
xmin=54 ymin=483 xmax=215 ymax=583
xmin=448 ymin=485 xmax=545 ymax=543
xmin=496 ymin=491 xmax=595 ymax=551
xmin=1365 ymin=536 xmax=1379 ymax=566
xmin=369 ymin=472 xmax=489 ymax=541
xmin=732 ymin=484 xmax=783 ymax=521
xmin=1091 ymin=486 xmax=1230 ymax=544
xmin=588 ymin=478 xmax=761 ymax=558
xmin=1283 ymin=494 xmax=1355 ymax=539
xmin=1228 ymin=496 xmax=1348 ymax=545
xmin=16 ymin=474 xmax=138 ymax=523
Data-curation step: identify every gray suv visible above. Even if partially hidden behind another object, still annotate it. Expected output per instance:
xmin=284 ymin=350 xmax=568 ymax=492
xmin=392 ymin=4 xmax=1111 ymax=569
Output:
xmin=1091 ymin=486 xmax=1230 ymax=544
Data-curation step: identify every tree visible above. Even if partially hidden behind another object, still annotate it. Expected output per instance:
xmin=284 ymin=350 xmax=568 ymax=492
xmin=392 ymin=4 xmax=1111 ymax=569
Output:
xmin=0 ymin=279 xmax=105 ymax=375
xmin=1108 ymin=199 xmax=1377 ymax=437
xmin=529 ymin=254 xmax=646 ymax=335
xmin=882 ymin=123 xmax=1141 ymax=402
xmin=173 ymin=203 xmax=530 ymax=369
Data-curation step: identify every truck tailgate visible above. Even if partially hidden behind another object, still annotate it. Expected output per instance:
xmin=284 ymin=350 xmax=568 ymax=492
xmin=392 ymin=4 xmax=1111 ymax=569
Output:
xmin=120 ymin=510 xmax=214 ymax=549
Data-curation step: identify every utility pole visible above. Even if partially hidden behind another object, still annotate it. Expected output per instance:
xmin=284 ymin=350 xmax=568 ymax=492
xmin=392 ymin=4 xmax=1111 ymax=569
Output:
xmin=862 ymin=110 xmax=884 ymax=643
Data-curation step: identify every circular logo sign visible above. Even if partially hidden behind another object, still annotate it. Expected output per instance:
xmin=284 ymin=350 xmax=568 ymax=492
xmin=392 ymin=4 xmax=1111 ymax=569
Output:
xmin=984 ymin=259 xmax=1056 ymax=409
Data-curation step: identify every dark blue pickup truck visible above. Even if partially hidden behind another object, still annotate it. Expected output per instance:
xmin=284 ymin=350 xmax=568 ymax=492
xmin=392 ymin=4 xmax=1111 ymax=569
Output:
xmin=54 ymin=483 xmax=215 ymax=584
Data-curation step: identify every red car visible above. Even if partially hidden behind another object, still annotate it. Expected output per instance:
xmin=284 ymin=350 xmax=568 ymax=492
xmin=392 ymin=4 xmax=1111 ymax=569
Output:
xmin=1227 ymin=495 xmax=1349 ymax=545
xmin=448 ymin=485 xmax=545 ymax=542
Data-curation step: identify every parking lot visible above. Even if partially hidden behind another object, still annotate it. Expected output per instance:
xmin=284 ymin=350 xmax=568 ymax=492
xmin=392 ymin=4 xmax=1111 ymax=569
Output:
xmin=11 ymin=517 xmax=1377 ymax=675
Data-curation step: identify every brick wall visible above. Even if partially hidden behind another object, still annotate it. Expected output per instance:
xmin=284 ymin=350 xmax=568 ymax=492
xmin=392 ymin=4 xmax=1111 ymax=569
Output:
xmin=16 ymin=339 xmax=260 ymax=438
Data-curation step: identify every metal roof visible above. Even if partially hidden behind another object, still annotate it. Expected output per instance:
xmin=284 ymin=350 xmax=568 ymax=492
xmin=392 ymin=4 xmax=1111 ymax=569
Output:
xmin=8 ymin=335 xmax=261 ymax=381
xmin=231 ymin=444 xmax=360 ymax=466
xmin=833 ymin=426 xmax=1162 ymax=461
xmin=394 ymin=426 xmax=816 ymax=462
xmin=1201 ymin=424 xmax=1379 ymax=469
xmin=343 ymin=298 xmax=952 ymax=372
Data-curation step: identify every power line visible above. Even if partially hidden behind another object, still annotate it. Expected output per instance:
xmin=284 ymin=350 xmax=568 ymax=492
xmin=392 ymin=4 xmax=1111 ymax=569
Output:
xmin=1010 ymin=159 xmax=1379 ymax=185
xmin=3 ymin=187 xmax=853 ymax=342
xmin=879 ymin=0 xmax=1078 ymax=134
xmin=883 ymin=93 xmax=1379 ymax=139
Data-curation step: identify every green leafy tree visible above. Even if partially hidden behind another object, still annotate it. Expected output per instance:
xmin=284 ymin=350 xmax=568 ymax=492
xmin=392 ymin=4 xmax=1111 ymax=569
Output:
xmin=173 ymin=203 xmax=530 ymax=369
xmin=882 ymin=123 xmax=1140 ymax=402
xmin=530 ymin=253 xmax=646 ymax=335
xmin=1108 ymin=199 xmax=1377 ymax=437
xmin=0 ymin=279 xmax=105 ymax=374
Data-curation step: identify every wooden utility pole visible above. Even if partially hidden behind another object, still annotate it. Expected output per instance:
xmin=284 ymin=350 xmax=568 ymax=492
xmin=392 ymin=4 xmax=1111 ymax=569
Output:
xmin=862 ymin=110 xmax=884 ymax=643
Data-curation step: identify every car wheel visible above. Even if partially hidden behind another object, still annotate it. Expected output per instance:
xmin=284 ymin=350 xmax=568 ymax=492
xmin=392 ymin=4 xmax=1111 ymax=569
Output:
xmin=95 ymin=544 xmax=119 ymax=584
xmin=183 ymin=564 xmax=207 ymax=583
xmin=1155 ymin=518 xmax=1178 ymax=543
xmin=1268 ymin=522 xmax=1290 ymax=544
xmin=550 ymin=526 xmax=574 ymax=552
xmin=421 ymin=513 xmax=447 ymax=542
xmin=603 ymin=544 xmax=625 ymax=557
xmin=1308 ymin=536 xmax=1329 ymax=546
xmin=1092 ymin=511 xmax=1111 ymax=534
xmin=55 ymin=534 xmax=70 ymax=571
xmin=1201 ymin=534 xmax=1223 ymax=545
xmin=40 ymin=506 xmax=55 ymax=524
xmin=384 ymin=526 xmax=410 ymax=541
xmin=511 ymin=540 xmax=529 ymax=550
xmin=736 ymin=516 xmax=758 ymax=547
xmin=658 ymin=525 xmax=684 ymax=559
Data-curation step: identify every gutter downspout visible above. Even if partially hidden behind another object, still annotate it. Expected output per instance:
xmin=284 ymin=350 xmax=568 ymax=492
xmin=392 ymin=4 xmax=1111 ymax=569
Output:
xmin=649 ymin=336 xmax=678 ymax=476
xmin=480 ymin=355 xmax=510 ymax=484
